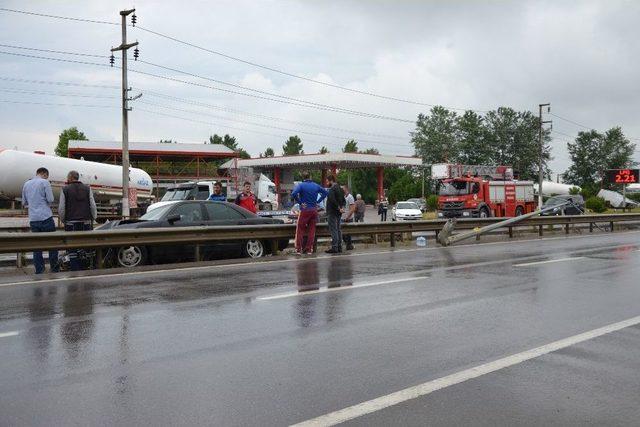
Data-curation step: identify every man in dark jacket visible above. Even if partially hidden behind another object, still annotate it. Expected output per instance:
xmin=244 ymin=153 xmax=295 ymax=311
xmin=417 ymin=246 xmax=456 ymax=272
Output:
xmin=59 ymin=170 xmax=97 ymax=270
xmin=324 ymin=174 xmax=345 ymax=254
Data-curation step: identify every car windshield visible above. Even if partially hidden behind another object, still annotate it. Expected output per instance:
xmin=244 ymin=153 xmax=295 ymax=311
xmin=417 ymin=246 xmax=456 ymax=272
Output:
xmin=161 ymin=187 xmax=195 ymax=201
xmin=397 ymin=202 xmax=418 ymax=210
xmin=140 ymin=204 xmax=174 ymax=220
xmin=544 ymin=197 xmax=567 ymax=207
xmin=439 ymin=181 xmax=469 ymax=196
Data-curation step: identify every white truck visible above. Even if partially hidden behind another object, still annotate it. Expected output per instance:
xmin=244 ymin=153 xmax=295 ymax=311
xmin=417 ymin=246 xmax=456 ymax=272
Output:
xmin=149 ymin=174 xmax=278 ymax=212
xmin=0 ymin=149 xmax=154 ymax=209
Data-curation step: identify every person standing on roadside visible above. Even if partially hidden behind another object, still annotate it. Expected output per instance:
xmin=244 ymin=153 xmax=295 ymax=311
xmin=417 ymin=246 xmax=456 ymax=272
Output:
xmin=342 ymin=186 xmax=355 ymax=251
xmin=355 ymin=194 xmax=366 ymax=223
xmin=22 ymin=167 xmax=59 ymax=274
xmin=235 ymin=181 xmax=258 ymax=213
xmin=378 ymin=199 xmax=388 ymax=222
xmin=208 ymin=181 xmax=226 ymax=202
xmin=291 ymin=171 xmax=327 ymax=254
xmin=59 ymin=170 xmax=97 ymax=271
xmin=325 ymin=175 xmax=345 ymax=254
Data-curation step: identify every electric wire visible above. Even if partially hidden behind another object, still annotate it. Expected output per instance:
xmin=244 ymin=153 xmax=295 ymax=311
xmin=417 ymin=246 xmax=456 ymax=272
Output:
xmin=0 ymin=76 xmax=119 ymax=89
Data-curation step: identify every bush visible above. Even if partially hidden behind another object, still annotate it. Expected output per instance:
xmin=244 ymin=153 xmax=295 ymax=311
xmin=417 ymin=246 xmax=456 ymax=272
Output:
xmin=426 ymin=194 xmax=439 ymax=211
xmin=585 ymin=196 xmax=607 ymax=213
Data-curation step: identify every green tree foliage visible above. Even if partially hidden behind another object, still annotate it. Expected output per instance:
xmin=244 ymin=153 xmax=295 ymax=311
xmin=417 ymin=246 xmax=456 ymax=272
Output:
xmin=343 ymin=139 xmax=358 ymax=153
xmin=55 ymin=127 xmax=87 ymax=157
xmin=282 ymin=135 xmax=303 ymax=156
xmin=387 ymin=172 xmax=421 ymax=204
xmin=563 ymin=127 xmax=636 ymax=188
xmin=585 ymin=196 xmax=607 ymax=213
xmin=263 ymin=147 xmax=275 ymax=157
xmin=426 ymin=194 xmax=439 ymax=211
xmin=207 ymin=133 xmax=250 ymax=158
xmin=411 ymin=106 xmax=552 ymax=180
xmin=568 ymin=186 xmax=581 ymax=195
xmin=319 ymin=146 xmax=329 ymax=154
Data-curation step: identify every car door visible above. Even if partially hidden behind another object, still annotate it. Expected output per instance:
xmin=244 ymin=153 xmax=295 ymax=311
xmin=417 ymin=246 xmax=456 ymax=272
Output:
xmin=202 ymin=202 xmax=249 ymax=258
xmin=159 ymin=202 xmax=207 ymax=262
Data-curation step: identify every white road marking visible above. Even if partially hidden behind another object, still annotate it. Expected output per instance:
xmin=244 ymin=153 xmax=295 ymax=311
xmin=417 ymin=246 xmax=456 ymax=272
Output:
xmin=292 ymin=315 xmax=640 ymax=427
xmin=513 ymin=256 xmax=586 ymax=267
xmin=0 ymin=331 xmax=19 ymax=339
xmin=1 ymin=230 xmax=638 ymax=289
xmin=258 ymin=275 xmax=431 ymax=301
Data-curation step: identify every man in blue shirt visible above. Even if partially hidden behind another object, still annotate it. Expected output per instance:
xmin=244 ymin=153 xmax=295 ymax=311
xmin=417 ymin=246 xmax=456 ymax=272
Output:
xmin=22 ymin=167 xmax=59 ymax=274
xmin=207 ymin=181 xmax=226 ymax=202
xmin=291 ymin=171 xmax=328 ymax=254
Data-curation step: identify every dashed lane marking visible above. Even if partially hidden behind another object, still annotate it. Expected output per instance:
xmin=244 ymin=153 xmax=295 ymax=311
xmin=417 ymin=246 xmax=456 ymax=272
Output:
xmin=291 ymin=315 xmax=640 ymax=426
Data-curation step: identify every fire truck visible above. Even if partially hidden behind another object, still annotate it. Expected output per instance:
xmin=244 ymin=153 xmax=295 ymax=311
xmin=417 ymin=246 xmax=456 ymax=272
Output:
xmin=432 ymin=164 xmax=537 ymax=218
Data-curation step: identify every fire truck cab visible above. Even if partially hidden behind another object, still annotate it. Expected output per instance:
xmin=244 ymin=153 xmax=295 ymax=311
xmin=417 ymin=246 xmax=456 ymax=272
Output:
xmin=432 ymin=164 xmax=537 ymax=219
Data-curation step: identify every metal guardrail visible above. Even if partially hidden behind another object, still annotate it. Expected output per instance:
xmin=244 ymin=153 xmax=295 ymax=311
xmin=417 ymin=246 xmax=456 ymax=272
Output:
xmin=1 ymin=213 xmax=639 ymax=261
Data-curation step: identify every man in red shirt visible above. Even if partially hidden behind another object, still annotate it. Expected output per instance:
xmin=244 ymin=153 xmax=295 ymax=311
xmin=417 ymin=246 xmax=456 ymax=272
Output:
xmin=235 ymin=181 xmax=258 ymax=213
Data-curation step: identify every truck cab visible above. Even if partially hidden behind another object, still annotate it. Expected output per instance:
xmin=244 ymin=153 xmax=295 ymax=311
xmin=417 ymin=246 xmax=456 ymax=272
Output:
xmin=438 ymin=177 xmax=488 ymax=218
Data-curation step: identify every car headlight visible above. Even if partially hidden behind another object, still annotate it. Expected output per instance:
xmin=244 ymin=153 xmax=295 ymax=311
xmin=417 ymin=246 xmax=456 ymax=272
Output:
xmin=438 ymin=212 xmax=443 ymax=217
xmin=462 ymin=211 xmax=470 ymax=217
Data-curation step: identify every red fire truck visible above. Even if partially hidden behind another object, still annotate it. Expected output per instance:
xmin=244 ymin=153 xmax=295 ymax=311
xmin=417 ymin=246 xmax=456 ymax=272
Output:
xmin=432 ymin=164 xmax=537 ymax=218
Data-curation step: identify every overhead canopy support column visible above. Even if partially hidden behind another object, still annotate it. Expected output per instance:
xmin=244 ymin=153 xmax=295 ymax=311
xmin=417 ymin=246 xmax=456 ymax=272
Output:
xmin=377 ymin=166 xmax=384 ymax=201
xmin=274 ymin=167 xmax=281 ymax=207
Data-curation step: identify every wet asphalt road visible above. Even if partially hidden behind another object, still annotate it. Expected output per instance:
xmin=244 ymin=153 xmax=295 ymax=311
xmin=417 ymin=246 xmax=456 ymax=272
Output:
xmin=1 ymin=231 xmax=640 ymax=426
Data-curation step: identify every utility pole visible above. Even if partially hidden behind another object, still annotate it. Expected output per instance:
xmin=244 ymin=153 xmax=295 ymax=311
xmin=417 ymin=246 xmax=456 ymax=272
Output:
xmin=538 ymin=103 xmax=552 ymax=208
xmin=111 ymin=9 xmax=138 ymax=218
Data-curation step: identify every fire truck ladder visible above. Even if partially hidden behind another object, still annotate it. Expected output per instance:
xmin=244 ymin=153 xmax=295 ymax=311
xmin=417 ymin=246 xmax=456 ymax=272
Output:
xmin=447 ymin=164 xmax=514 ymax=180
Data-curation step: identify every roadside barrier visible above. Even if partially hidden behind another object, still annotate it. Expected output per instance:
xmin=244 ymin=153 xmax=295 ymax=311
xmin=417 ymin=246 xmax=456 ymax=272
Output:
xmin=0 ymin=213 xmax=638 ymax=269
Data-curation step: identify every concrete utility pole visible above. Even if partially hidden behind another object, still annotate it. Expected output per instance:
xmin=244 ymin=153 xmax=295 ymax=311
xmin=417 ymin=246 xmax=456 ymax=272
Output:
xmin=538 ymin=103 xmax=552 ymax=208
xmin=111 ymin=9 xmax=138 ymax=218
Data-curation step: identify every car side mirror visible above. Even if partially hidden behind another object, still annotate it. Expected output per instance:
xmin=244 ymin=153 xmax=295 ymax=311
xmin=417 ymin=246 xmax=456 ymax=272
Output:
xmin=167 ymin=214 xmax=181 ymax=224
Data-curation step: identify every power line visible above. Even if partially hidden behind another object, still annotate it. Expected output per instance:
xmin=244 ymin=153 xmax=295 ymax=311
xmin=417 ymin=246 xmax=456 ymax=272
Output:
xmin=138 ymin=89 xmax=409 ymax=140
xmin=0 ymin=48 xmax=415 ymax=123
xmin=0 ymin=6 xmax=484 ymax=112
xmin=0 ymin=75 xmax=119 ymax=89
xmin=0 ymin=43 xmax=108 ymax=58
xmin=550 ymin=112 xmax=640 ymax=142
xmin=135 ymin=107 xmax=412 ymax=153
xmin=136 ymin=99 xmax=406 ymax=147
xmin=0 ymin=87 xmax=119 ymax=99
xmin=0 ymin=99 xmax=116 ymax=108
xmin=0 ymin=7 xmax=117 ymax=25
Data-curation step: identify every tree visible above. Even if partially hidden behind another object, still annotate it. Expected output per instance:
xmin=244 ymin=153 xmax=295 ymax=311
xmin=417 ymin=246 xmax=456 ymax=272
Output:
xmin=282 ymin=135 xmax=303 ymax=155
xmin=343 ymin=139 xmax=358 ymax=153
xmin=263 ymin=147 xmax=275 ymax=157
xmin=564 ymin=127 xmax=636 ymax=188
xmin=55 ymin=127 xmax=87 ymax=157
xmin=411 ymin=106 xmax=458 ymax=164
xmin=456 ymin=111 xmax=491 ymax=164
xmin=208 ymin=133 xmax=250 ymax=159
xmin=319 ymin=146 xmax=329 ymax=154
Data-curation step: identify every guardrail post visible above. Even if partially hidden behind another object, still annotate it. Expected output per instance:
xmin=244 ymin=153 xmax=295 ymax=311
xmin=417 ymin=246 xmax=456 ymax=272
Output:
xmin=538 ymin=225 xmax=543 ymax=236
xmin=565 ymin=223 xmax=570 ymax=234
xmin=313 ymin=236 xmax=318 ymax=254
xmin=96 ymin=248 xmax=104 ymax=269
xmin=390 ymin=232 xmax=396 ymax=247
xmin=194 ymin=244 xmax=201 ymax=262
xmin=16 ymin=252 xmax=24 ymax=269
xmin=271 ymin=239 xmax=279 ymax=256
xmin=610 ymin=221 xmax=614 ymax=232
xmin=508 ymin=226 xmax=513 ymax=238
xmin=589 ymin=222 xmax=593 ymax=233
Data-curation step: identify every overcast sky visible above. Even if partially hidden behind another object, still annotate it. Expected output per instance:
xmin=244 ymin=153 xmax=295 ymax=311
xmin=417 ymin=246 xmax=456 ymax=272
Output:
xmin=0 ymin=0 xmax=638 ymax=176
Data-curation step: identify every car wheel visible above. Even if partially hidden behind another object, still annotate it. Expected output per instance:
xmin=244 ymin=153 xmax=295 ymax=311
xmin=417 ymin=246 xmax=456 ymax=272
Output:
xmin=479 ymin=207 xmax=489 ymax=218
xmin=243 ymin=239 xmax=265 ymax=258
xmin=116 ymin=245 xmax=147 ymax=268
xmin=515 ymin=206 xmax=524 ymax=216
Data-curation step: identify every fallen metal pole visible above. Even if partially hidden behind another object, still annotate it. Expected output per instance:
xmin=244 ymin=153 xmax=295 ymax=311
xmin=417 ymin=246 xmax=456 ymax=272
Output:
xmin=437 ymin=201 xmax=571 ymax=246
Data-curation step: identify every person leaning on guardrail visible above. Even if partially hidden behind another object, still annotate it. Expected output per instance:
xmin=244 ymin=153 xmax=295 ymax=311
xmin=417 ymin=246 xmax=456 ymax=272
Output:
xmin=291 ymin=171 xmax=328 ymax=255
xmin=58 ymin=170 xmax=97 ymax=271
xmin=342 ymin=186 xmax=356 ymax=251
xmin=21 ymin=167 xmax=59 ymax=274
xmin=325 ymin=174 xmax=346 ymax=254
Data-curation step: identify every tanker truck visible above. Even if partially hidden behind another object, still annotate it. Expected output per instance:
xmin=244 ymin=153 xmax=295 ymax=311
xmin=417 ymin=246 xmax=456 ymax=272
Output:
xmin=0 ymin=149 xmax=153 ymax=216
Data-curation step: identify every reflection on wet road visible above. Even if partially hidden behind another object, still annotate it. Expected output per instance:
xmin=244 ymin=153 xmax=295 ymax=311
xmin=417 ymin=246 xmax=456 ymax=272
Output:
xmin=1 ymin=232 xmax=640 ymax=426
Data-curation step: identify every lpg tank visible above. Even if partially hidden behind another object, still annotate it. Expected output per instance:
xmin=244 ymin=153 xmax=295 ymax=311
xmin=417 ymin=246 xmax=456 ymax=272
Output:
xmin=0 ymin=149 xmax=153 ymax=203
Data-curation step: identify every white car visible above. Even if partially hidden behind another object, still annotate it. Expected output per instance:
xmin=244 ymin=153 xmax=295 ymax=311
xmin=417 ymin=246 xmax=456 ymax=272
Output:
xmin=392 ymin=201 xmax=423 ymax=221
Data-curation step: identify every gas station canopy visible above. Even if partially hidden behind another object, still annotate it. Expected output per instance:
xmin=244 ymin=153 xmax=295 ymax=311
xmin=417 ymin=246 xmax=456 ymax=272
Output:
xmin=220 ymin=152 xmax=423 ymax=170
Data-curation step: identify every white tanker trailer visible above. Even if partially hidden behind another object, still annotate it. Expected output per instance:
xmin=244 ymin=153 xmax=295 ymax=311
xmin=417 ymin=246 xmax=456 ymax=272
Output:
xmin=0 ymin=149 xmax=153 ymax=205
xmin=533 ymin=180 xmax=581 ymax=196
